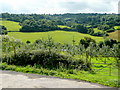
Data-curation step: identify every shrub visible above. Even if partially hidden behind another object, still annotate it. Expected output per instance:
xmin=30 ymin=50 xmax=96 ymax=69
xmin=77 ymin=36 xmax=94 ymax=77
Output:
xmin=2 ymin=50 xmax=91 ymax=71
xmin=0 ymin=25 xmax=7 ymax=35
xmin=92 ymin=32 xmax=104 ymax=37
xmin=98 ymin=39 xmax=118 ymax=48
xmin=26 ymin=40 xmax=31 ymax=44
xmin=80 ymin=37 xmax=96 ymax=48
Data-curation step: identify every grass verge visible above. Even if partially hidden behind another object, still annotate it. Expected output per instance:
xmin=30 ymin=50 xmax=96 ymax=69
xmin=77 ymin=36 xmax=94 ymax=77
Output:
xmin=0 ymin=63 xmax=119 ymax=87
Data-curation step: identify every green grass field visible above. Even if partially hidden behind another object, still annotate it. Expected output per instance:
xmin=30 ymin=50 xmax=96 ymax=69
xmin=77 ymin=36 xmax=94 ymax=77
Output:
xmin=0 ymin=20 xmax=21 ymax=31
xmin=58 ymin=25 xmax=71 ymax=29
xmin=114 ymin=26 xmax=120 ymax=30
xmin=93 ymin=28 xmax=103 ymax=33
xmin=8 ymin=31 xmax=104 ymax=44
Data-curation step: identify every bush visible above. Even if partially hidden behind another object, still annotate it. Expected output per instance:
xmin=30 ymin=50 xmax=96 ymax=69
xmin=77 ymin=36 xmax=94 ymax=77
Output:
xmin=0 ymin=25 xmax=7 ymax=35
xmin=2 ymin=50 xmax=91 ymax=71
xmin=26 ymin=40 xmax=31 ymax=44
xmin=80 ymin=37 xmax=96 ymax=48
xmin=92 ymin=32 xmax=104 ymax=37
xmin=75 ymin=25 xmax=88 ymax=33
xmin=98 ymin=39 xmax=118 ymax=48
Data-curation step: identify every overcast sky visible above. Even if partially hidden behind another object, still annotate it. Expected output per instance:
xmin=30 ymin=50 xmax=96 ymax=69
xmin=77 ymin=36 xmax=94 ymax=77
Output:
xmin=0 ymin=0 xmax=119 ymax=14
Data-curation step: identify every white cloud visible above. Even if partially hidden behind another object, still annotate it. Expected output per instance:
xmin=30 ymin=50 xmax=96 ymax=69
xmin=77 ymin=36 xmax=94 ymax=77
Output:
xmin=0 ymin=0 xmax=119 ymax=14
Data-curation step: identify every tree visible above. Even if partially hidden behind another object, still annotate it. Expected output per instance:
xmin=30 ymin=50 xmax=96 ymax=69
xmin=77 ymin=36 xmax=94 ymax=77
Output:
xmin=0 ymin=25 xmax=7 ymax=35
xmin=98 ymin=39 xmax=118 ymax=48
xmin=80 ymin=37 xmax=96 ymax=48
xmin=20 ymin=19 xmax=58 ymax=32
xmin=87 ymin=28 xmax=94 ymax=35
xmin=75 ymin=25 xmax=88 ymax=33
xmin=98 ymin=25 xmax=111 ymax=31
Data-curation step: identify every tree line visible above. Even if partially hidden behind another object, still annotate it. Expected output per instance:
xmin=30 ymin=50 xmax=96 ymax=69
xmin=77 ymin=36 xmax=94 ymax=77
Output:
xmin=1 ymin=13 xmax=120 ymax=36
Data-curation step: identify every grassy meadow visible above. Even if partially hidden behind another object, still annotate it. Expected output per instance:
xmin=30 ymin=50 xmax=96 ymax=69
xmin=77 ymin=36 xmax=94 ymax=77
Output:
xmin=0 ymin=20 xmax=21 ymax=31
xmin=114 ymin=26 xmax=120 ymax=30
xmin=8 ymin=31 xmax=104 ymax=44
xmin=58 ymin=25 xmax=71 ymax=29
xmin=93 ymin=28 xmax=103 ymax=33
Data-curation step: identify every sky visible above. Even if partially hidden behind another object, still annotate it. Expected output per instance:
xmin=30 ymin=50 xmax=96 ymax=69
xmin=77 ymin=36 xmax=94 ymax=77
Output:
xmin=0 ymin=0 xmax=119 ymax=14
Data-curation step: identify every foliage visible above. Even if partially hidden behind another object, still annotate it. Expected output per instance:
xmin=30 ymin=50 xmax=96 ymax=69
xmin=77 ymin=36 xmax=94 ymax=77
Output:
xmin=92 ymin=32 xmax=105 ymax=37
xmin=75 ymin=25 xmax=88 ymax=33
xmin=98 ymin=25 xmax=111 ymax=31
xmin=98 ymin=39 xmax=118 ymax=48
xmin=1 ymin=13 xmax=119 ymax=28
xmin=2 ymin=49 xmax=91 ymax=70
xmin=80 ymin=37 xmax=96 ymax=48
xmin=1 ymin=13 xmax=119 ymax=37
xmin=0 ymin=25 xmax=7 ymax=35
xmin=20 ymin=19 xmax=58 ymax=32
xmin=26 ymin=40 xmax=31 ymax=44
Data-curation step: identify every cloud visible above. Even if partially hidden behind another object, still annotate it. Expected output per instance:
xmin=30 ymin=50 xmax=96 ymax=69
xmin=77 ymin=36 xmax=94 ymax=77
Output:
xmin=0 ymin=0 xmax=119 ymax=14
xmin=60 ymin=0 xmax=119 ymax=13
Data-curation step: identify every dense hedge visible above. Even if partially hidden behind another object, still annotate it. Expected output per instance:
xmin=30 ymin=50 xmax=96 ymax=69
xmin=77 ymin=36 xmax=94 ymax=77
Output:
xmin=2 ymin=50 xmax=91 ymax=71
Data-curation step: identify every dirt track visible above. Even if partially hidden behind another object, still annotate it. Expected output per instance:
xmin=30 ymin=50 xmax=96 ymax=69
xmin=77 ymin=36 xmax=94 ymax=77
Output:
xmin=0 ymin=70 xmax=112 ymax=88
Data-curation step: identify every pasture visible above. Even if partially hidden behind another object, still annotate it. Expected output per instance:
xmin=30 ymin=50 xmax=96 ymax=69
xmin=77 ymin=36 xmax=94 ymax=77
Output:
xmin=93 ymin=28 xmax=103 ymax=33
xmin=8 ymin=31 xmax=104 ymax=44
xmin=0 ymin=20 xmax=21 ymax=31
xmin=58 ymin=25 xmax=71 ymax=29
xmin=114 ymin=26 xmax=120 ymax=30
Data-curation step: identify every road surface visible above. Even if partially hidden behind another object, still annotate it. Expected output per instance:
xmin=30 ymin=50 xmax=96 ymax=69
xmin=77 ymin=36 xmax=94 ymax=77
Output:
xmin=0 ymin=70 xmax=111 ymax=88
